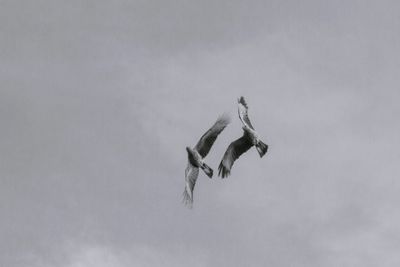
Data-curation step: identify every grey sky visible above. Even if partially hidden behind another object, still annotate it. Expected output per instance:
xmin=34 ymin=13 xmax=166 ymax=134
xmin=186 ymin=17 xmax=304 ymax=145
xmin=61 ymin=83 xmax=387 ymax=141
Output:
xmin=1 ymin=0 xmax=400 ymax=266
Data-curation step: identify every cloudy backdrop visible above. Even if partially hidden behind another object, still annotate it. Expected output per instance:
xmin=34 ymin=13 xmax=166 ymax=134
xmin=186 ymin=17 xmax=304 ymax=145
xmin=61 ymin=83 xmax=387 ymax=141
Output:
xmin=1 ymin=0 xmax=400 ymax=266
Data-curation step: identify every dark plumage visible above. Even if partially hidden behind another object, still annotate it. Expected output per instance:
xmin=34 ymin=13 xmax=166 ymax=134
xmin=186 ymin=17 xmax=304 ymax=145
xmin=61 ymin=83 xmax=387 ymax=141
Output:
xmin=218 ymin=97 xmax=268 ymax=178
xmin=183 ymin=114 xmax=231 ymax=207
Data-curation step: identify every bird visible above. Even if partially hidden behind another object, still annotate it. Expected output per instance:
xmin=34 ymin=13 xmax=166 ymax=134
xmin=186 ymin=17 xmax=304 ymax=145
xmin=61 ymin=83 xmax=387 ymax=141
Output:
xmin=218 ymin=97 xmax=268 ymax=178
xmin=183 ymin=113 xmax=231 ymax=207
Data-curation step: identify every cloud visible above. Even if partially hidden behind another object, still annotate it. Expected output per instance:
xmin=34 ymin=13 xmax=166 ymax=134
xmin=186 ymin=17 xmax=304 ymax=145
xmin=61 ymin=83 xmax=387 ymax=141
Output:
xmin=1 ymin=0 xmax=400 ymax=266
xmin=30 ymin=243 xmax=208 ymax=267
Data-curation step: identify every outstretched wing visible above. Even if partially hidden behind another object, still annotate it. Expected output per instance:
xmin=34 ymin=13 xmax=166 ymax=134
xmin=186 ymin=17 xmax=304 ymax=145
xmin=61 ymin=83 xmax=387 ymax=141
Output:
xmin=195 ymin=113 xmax=231 ymax=158
xmin=218 ymin=132 xmax=253 ymax=178
xmin=182 ymin=162 xmax=199 ymax=207
xmin=238 ymin=96 xmax=255 ymax=130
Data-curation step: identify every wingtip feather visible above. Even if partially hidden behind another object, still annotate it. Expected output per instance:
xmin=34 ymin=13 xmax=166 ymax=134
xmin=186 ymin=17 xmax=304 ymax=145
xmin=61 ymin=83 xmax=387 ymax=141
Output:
xmin=218 ymin=162 xmax=231 ymax=179
xmin=238 ymin=96 xmax=248 ymax=109
xmin=217 ymin=112 xmax=231 ymax=126
xmin=182 ymin=189 xmax=193 ymax=208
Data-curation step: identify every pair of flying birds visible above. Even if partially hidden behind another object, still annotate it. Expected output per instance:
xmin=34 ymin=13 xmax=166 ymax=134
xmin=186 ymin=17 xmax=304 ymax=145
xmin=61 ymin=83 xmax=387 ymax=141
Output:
xmin=183 ymin=96 xmax=268 ymax=207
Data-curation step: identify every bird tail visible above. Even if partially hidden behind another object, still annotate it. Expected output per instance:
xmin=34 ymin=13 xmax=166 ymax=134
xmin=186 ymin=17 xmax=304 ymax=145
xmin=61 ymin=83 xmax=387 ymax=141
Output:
xmin=201 ymin=163 xmax=213 ymax=178
xmin=255 ymin=140 xmax=268 ymax=158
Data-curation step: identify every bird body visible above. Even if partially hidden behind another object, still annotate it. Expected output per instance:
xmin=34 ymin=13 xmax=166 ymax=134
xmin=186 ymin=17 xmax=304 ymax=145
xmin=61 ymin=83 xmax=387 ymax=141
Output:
xmin=242 ymin=125 xmax=258 ymax=145
xmin=186 ymin=146 xmax=203 ymax=168
xmin=186 ymin=147 xmax=213 ymax=177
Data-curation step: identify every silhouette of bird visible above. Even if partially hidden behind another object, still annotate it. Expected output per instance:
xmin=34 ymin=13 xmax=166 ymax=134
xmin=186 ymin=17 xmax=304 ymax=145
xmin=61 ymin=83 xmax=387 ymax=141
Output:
xmin=218 ymin=97 xmax=268 ymax=178
xmin=183 ymin=114 xmax=231 ymax=207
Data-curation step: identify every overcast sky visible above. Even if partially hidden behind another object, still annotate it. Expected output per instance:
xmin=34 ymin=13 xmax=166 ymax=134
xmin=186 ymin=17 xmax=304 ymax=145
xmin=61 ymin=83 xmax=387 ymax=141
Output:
xmin=1 ymin=0 xmax=400 ymax=266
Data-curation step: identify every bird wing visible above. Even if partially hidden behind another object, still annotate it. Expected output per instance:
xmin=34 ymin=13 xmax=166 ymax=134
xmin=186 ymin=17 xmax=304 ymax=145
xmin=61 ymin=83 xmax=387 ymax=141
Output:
xmin=238 ymin=96 xmax=255 ymax=130
xmin=194 ymin=113 xmax=231 ymax=158
xmin=182 ymin=162 xmax=199 ymax=207
xmin=218 ymin=132 xmax=253 ymax=178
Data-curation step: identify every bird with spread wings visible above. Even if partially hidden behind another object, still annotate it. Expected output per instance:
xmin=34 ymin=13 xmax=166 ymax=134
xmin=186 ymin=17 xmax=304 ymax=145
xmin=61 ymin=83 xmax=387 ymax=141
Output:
xmin=183 ymin=114 xmax=231 ymax=207
xmin=218 ymin=97 xmax=268 ymax=178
